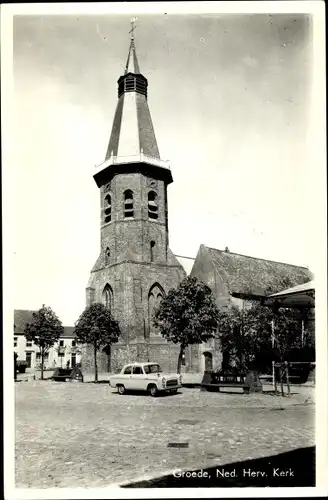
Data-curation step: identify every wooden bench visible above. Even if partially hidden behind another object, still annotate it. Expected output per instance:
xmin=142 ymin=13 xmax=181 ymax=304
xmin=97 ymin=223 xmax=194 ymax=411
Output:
xmin=201 ymin=371 xmax=250 ymax=394
xmin=201 ymin=382 xmax=250 ymax=394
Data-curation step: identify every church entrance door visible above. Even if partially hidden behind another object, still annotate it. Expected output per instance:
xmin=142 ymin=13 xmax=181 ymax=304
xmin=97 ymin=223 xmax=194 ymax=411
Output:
xmin=102 ymin=345 xmax=111 ymax=372
xmin=203 ymin=352 xmax=213 ymax=373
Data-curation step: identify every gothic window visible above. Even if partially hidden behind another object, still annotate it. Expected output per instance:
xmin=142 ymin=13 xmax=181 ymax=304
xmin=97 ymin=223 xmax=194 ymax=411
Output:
xmin=124 ymin=190 xmax=134 ymax=218
xmin=148 ymin=283 xmax=164 ymax=336
xmin=150 ymin=240 xmax=156 ymax=262
xmin=102 ymin=284 xmax=113 ymax=312
xmin=104 ymin=194 xmax=111 ymax=224
xmin=105 ymin=247 xmax=110 ymax=266
xmin=148 ymin=191 xmax=158 ymax=220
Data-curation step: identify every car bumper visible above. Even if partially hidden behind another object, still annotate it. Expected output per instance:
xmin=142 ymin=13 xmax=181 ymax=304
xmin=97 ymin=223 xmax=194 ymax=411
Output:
xmin=162 ymin=384 xmax=182 ymax=392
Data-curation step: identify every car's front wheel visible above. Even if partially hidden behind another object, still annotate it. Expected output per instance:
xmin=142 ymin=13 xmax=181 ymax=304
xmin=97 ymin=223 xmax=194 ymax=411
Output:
xmin=148 ymin=384 xmax=158 ymax=397
xmin=117 ymin=384 xmax=125 ymax=395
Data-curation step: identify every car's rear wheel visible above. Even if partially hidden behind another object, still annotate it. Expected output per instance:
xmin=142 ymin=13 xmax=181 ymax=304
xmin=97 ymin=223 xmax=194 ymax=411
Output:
xmin=117 ymin=384 xmax=125 ymax=395
xmin=148 ymin=384 xmax=158 ymax=397
xmin=171 ymin=389 xmax=178 ymax=394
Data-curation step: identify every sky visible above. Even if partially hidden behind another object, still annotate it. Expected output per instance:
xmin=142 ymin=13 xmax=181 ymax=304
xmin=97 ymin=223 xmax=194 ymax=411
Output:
xmin=10 ymin=9 xmax=323 ymax=325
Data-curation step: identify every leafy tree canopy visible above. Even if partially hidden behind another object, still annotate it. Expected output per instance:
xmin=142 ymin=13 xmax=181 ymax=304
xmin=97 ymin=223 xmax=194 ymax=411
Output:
xmin=217 ymin=301 xmax=313 ymax=373
xmin=24 ymin=304 xmax=64 ymax=350
xmin=153 ymin=277 xmax=219 ymax=347
xmin=74 ymin=303 xmax=120 ymax=349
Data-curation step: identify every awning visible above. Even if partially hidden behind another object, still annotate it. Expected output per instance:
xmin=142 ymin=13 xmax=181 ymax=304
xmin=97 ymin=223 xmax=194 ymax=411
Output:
xmin=263 ymin=280 xmax=315 ymax=309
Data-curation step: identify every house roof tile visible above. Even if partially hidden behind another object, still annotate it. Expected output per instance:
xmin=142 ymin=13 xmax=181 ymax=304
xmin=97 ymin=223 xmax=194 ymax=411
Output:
xmin=13 ymin=310 xmax=75 ymax=337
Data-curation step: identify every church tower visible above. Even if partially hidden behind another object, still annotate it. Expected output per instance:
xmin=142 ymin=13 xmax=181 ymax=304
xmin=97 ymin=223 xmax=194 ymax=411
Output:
xmin=84 ymin=25 xmax=186 ymax=373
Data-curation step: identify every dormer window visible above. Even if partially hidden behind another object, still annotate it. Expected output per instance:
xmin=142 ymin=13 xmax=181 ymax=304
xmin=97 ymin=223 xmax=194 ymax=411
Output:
xmin=124 ymin=190 xmax=134 ymax=218
xmin=104 ymin=194 xmax=111 ymax=224
xmin=148 ymin=191 xmax=158 ymax=220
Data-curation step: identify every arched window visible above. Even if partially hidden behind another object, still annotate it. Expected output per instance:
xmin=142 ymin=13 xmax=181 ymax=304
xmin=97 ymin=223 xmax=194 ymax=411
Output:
xmin=104 ymin=194 xmax=111 ymax=224
xmin=102 ymin=284 xmax=113 ymax=312
xmin=148 ymin=283 xmax=164 ymax=336
xmin=148 ymin=191 xmax=158 ymax=220
xmin=124 ymin=190 xmax=134 ymax=218
xmin=150 ymin=240 xmax=156 ymax=262
xmin=105 ymin=247 xmax=110 ymax=266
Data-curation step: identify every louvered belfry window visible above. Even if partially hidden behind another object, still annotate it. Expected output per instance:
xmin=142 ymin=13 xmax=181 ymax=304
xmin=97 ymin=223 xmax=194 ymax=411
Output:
xmin=118 ymin=75 xmax=148 ymax=98
xmin=148 ymin=191 xmax=158 ymax=220
xmin=124 ymin=190 xmax=134 ymax=218
xmin=104 ymin=194 xmax=111 ymax=224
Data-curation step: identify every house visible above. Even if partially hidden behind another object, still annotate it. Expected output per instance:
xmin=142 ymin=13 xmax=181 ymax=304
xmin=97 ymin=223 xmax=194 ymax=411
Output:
xmin=13 ymin=310 xmax=81 ymax=370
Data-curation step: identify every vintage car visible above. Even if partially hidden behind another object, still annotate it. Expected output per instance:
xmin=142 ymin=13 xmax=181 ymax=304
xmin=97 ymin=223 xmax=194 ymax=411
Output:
xmin=109 ymin=362 xmax=182 ymax=396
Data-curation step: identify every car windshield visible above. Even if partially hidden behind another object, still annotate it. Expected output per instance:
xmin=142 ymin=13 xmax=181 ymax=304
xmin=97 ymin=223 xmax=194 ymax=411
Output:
xmin=144 ymin=364 xmax=163 ymax=374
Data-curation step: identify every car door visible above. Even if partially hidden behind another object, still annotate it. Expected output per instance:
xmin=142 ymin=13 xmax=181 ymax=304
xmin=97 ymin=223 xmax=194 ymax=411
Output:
xmin=122 ymin=365 xmax=132 ymax=389
xmin=130 ymin=365 xmax=146 ymax=391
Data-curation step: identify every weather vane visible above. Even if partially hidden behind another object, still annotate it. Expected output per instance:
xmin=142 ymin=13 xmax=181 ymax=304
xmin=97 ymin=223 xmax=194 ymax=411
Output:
xmin=129 ymin=17 xmax=137 ymax=39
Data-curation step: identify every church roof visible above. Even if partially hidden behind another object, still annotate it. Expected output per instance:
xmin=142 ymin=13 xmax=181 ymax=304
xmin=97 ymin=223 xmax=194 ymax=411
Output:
xmin=14 ymin=309 xmax=75 ymax=337
xmin=193 ymin=245 xmax=313 ymax=297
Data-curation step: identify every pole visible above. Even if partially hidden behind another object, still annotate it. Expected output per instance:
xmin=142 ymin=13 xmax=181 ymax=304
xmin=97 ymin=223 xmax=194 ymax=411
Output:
xmin=280 ymin=364 xmax=284 ymax=397
xmin=272 ymin=361 xmax=277 ymax=395
xmin=285 ymin=361 xmax=291 ymax=396
xmin=271 ymin=319 xmax=275 ymax=348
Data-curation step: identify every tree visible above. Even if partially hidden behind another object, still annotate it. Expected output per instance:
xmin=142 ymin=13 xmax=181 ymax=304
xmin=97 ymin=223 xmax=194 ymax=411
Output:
xmin=74 ymin=303 xmax=121 ymax=382
xmin=24 ymin=305 xmax=64 ymax=380
xmin=217 ymin=301 xmax=306 ymax=373
xmin=153 ymin=277 xmax=219 ymax=374
xmin=215 ymin=305 xmax=252 ymax=372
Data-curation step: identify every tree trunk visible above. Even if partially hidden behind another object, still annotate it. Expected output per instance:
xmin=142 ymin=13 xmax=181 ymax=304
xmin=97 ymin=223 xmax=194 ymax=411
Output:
xmin=94 ymin=344 xmax=98 ymax=383
xmin=177 ymin=345 xmax=185 ymax=374
xmin=279 ymin=365 xmax=284 ymax=396
xmin=41 ymin=348 xmax=44 ymax=380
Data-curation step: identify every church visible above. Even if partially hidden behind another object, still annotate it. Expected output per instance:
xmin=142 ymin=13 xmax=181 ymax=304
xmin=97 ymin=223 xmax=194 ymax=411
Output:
xmin=81 ymin=29 xmax=313 ymax=375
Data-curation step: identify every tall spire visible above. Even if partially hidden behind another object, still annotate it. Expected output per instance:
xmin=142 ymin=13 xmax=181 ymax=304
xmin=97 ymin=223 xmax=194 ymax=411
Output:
xmin=104 ymin=20 xmax=160 ymax=161
xmin=94 ymin=20 xmax=173 ymax=188
xmin=125 ymin=18 xmax=140 ymax=74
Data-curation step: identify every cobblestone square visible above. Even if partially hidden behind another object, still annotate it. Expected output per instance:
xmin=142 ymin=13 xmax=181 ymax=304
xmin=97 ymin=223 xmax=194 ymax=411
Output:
xmin=15 ymin=380 xmax=315 ymax=488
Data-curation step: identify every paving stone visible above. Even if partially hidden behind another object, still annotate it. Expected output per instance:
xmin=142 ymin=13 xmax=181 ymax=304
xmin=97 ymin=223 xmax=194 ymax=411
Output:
xmin=15 ymin=383 xmax=315 ymax=488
